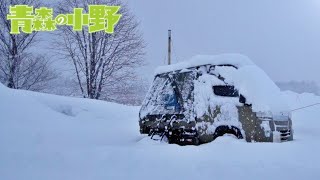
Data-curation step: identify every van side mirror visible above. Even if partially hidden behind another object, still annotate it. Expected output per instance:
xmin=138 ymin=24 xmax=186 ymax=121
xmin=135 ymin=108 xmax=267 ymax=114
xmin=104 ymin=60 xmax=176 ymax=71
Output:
xmin=239 ymin=94 xmax=246 ymax=104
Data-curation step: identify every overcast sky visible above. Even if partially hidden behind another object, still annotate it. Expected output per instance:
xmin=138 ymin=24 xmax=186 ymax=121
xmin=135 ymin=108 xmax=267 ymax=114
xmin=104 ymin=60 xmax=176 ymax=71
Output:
xmin=126 ymin=0 xmax=320 ymax=84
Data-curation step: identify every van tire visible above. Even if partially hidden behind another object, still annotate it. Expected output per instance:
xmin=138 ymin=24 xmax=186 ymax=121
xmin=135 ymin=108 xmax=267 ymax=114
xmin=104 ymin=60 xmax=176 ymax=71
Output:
xmin=212 ymin=126 xmax=243 ymax=140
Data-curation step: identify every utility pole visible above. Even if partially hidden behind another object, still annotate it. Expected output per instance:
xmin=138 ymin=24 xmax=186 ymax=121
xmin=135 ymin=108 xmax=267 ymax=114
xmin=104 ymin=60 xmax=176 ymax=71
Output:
xmin=168 ymin=30 xmax=172 ymax=65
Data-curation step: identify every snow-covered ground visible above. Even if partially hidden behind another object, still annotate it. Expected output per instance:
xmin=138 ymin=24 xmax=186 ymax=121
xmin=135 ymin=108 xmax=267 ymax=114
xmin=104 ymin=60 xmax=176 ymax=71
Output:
xmin=0 ymin=83 xmax=320 ymax=180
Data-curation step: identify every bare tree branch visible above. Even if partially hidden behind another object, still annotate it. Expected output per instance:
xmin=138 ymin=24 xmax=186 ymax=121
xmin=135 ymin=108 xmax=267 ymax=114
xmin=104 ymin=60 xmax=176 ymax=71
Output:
xmin=54 ymin=0 xmax=146 ymax=100
xmin=0 ymin=0 xmax=57 ymax=91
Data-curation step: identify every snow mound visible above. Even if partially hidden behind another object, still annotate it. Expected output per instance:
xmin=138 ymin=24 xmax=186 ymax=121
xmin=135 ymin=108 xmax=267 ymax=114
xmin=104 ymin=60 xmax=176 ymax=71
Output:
xmin=0 ymin=82 xmax=7 ymax=92
xmin=155 ymin=53 xmax=254 ymax=75
xmin=233 ymin=65 xmax=290 ymax=112
xmin=213 ymin=63 xmax=290 ymax=113
xmin=0 ymin=85 xmax=140 ymax=150
xmin=213 ymin=134 xmax=244 ymax=143
xmin=216 ymin=64 xmax=291 ymax=113
xmin=0 ymin=82 xmax=320 ymax=179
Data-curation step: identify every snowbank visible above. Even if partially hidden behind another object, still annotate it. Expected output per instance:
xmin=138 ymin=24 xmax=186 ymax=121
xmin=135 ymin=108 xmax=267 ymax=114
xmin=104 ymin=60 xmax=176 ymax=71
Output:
xmin=0 ymin=82 xmax=7 ymax=92
xmin=0 ymin=83 xmax=140 ymax=164
xmin=1 ymin=83 xmax=320 ymax=180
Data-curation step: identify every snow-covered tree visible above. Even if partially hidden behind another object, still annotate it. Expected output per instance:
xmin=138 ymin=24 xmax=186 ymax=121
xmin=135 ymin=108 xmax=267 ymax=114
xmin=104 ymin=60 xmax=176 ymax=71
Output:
xmin=0 ymin=0 xmax=57 ymax=91
xmin=54 ymin=0 xmax=145 ymax=99
xmin=276 ymin=81 xmax=320 ymax=95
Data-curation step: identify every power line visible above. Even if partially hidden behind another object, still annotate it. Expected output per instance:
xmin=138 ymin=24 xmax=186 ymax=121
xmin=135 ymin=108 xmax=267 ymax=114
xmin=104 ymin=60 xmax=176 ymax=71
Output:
xmin=290 ymin=103 xmax=320 ymax=112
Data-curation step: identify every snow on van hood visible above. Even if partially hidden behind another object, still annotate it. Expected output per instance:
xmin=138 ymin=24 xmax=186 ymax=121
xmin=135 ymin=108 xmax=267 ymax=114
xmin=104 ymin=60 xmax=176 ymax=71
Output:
xmin=155 ymin=54 xmax=290 ymax=114
xmin=228 ymin=65 xmax=289 ymax=113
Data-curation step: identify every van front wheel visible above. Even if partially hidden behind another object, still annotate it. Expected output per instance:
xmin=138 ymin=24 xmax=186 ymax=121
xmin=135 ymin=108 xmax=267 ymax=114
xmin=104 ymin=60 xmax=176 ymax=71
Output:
xmin=212 ymin=126 xmax=243 ymax=140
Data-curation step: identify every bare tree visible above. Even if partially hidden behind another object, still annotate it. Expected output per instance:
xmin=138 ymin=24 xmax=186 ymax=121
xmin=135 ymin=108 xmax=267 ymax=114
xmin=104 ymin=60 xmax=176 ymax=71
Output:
xmin=0 ymin=0 xmax=57 ymax=90
xmin=2 ymin=54 xmax=57 ymax=91
xmin=55 ymin=0 xmax=145 ymax=99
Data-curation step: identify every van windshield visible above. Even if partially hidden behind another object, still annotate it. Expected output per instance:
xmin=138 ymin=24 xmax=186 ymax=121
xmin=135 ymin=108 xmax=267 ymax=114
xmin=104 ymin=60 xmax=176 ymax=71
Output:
xmin=140 ymin=72 xmax=194 ymax=117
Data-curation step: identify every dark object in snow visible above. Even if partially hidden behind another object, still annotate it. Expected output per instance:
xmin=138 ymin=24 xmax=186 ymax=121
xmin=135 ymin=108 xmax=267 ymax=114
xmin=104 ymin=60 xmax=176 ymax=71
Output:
xmin=139 ymin=56 xmax=293 ymax=145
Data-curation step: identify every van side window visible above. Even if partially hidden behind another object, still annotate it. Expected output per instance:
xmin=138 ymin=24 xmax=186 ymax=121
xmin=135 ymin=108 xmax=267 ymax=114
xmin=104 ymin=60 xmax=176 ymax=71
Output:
xmin=213 ymin=85 xmax=239 ymax=97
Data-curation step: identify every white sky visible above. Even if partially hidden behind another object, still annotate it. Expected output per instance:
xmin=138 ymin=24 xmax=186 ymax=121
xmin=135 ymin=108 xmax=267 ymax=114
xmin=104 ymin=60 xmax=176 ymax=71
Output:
xmin=127 ymin=0 xmax=320 ymax=84
xmin=38 ymin=0 xmax=320 ymax=85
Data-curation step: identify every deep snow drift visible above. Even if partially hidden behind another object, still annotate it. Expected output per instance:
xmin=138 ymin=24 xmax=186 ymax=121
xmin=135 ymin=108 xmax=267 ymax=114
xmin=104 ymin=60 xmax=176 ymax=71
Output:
xmin=0 ymin=83 xmax=320 ymax=180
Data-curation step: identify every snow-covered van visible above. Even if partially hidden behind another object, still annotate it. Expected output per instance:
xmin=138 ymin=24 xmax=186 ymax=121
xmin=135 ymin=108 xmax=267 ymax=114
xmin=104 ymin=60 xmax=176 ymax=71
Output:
xmin=139 ymin=54 xmax=293 ymax=145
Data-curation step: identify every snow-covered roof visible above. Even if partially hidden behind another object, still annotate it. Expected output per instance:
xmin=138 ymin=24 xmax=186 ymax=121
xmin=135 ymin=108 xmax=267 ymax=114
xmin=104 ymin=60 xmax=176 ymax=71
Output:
xmin=155 ymin=54 xmax=254 ymax=75
xmin=154 ymin=54 xmax=290 ymax=113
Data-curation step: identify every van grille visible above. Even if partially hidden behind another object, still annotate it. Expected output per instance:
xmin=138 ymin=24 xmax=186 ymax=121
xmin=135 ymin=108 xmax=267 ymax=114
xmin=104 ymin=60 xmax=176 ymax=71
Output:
xmin=279 ymin=129 xmax=291 ymax=141
xmin=274 ymin=121 xmax=291 ymax=141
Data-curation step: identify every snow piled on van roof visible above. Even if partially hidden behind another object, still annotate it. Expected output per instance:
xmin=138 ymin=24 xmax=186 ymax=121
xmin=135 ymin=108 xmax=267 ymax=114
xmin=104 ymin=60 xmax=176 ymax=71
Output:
xmin=155 ymin=54 xmax=290 ymax=113
xmin=155 ymin=54 xmax=254 ymax=75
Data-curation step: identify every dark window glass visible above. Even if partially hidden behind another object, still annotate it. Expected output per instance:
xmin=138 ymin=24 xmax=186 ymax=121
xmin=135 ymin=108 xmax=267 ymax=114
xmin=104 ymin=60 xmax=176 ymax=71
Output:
xmin=213 ymin=85 xmax=239 ymax=97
